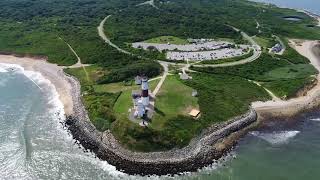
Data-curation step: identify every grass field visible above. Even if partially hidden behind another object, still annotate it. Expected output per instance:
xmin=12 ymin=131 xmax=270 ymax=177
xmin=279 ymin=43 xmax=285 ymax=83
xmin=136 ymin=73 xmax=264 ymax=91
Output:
xmin=260 ymin=64 xmax=317 ymax=81
xmin=112 ymin=75 xmax=197 ymax=125
xmin=253 ymin=36 xmax=276 ymax=48
xmin=64 ymin=66 xmax=106 ymax=86
xmin=192 ymin=53 xmax=318 ymax=99
xmin=150 ymin=76 xmax=199 ymax=130
xmin=111 ymin=73 xmax=271 ymax=152
xmin=144 ymin=36 xmax=189 ymax=45
xmin=184 ymin=73 xmax=270 ymax=125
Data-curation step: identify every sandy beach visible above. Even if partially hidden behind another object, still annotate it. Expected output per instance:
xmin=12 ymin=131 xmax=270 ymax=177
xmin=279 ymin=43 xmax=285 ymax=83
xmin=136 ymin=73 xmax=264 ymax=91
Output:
xmin=1 ymin=39 xmax=320 ymax=122
xmin=253 ymin=40 xmax=320 ymax=116
xmin=0 ymin=39 xmax=320 ymax=175
xmin=0 ymin=55 xmax=74 ymax=115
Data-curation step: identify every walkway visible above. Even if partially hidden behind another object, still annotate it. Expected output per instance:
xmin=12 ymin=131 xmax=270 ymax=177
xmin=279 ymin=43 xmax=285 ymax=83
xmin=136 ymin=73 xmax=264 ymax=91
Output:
xmin=136 ymin=0 xmax=159 ymax=9
xmin=59 ymin=37 xmax=90 ymax=81
xmin=152 ymin=61 xmax=169 ymax=96
xmin=248 ymin=80 xmax=281 ymax=101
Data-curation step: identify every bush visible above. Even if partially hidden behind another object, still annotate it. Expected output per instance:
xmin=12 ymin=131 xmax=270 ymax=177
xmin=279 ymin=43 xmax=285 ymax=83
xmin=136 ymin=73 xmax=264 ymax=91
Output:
xmin=97 ymin=61 xmax=162 ymax=84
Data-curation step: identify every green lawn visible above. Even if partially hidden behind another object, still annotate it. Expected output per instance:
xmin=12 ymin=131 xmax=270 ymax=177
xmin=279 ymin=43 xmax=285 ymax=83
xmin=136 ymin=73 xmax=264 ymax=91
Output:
xmin=111 ymin=73 xmax=271 ymax=152
xmin=253 ymin=36 xmax=276 ymax=48
xmin=192 ymin=53 xmax=318 ymax=99
xmin=144 ymin=36 xmax=188 ymax=45
xmin=184 ymin=73 xmax=270 ymax=125
xmin=151 ymin=76 xmax=199 ymax=130
xmin=260 ymin=64 xmax=318 ymax=81
xmin=64 ymin=65 xmax=106 ymax=86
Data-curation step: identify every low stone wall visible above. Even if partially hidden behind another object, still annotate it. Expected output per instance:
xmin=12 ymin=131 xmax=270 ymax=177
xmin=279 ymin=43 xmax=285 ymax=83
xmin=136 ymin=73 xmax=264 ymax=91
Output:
xmin=65 ymin=74 xmax=257 ymax=175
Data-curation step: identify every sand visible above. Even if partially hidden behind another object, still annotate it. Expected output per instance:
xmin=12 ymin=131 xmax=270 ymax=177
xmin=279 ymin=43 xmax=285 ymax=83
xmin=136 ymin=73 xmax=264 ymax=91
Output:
xmin=253 ymin=40 xmax=320 ymax=116
xmin=0 ymin=39 xmax=319 ymax=120
xmin=0 ymin=55 xmax=74 ymax=115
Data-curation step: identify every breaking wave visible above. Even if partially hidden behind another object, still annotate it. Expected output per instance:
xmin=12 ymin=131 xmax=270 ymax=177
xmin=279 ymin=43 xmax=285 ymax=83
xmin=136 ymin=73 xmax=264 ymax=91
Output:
xmin=310 ymin=118 xmax=320 ymax=122
xmin=250 ymin=131 xmax=300 ymax=145
xmin=0 ymin=62 xmax=130 ymax=179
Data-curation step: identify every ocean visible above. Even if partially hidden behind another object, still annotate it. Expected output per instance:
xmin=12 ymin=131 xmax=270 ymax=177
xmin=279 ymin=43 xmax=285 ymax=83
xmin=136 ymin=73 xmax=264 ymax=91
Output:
xmin=251 ymin=0 xmax=320 ymax=15
xmin=1 ymin=1 xmax=320 ymax=179
xmin=2 ymin=63 xmax=320 ymax=180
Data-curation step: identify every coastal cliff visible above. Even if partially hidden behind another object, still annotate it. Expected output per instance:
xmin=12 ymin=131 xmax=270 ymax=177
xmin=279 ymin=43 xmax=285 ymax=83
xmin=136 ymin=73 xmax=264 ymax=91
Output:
xmin=65 ymin=74 xmax=257 ymax=175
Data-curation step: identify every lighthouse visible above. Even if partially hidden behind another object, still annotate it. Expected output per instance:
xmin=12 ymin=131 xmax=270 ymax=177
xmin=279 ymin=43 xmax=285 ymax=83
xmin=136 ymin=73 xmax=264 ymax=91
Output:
xmin=141 ymin=77 xmax=149 ymax=107
xmin=134 ymin=99 xmax=145 ymax=118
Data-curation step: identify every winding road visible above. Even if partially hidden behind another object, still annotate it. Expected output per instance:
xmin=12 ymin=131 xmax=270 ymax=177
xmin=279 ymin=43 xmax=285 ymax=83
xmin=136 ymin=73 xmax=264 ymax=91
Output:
xmin=97 ymin=15 xmax=132 ymax=55
xmin=96 ymin=16 xmax=270 ymax=97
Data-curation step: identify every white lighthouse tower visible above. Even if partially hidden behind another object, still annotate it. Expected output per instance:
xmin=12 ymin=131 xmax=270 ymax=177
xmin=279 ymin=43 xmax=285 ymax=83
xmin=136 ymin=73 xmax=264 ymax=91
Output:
xmin=141 ymin=77 xmax=149 ymax=107
xmin=134 ymin=99 xmax=145 ymax=118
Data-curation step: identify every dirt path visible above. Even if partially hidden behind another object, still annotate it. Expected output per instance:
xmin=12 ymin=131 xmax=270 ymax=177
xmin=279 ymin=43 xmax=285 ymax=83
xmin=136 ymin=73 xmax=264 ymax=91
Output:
xmin=59 ymin=37 xmax=90 ymax=81
xmin=136 ymin=0 xmax=159 ymax=9
xmin=98 ymin=15 xmax=132 ymax=55
xmin=253 ymin=40 xmax=320 ymax=116
xmin=249 ymin=80 xmax=281 ymax=101
xmin=152 ymin=61 xmax=169 ymax=96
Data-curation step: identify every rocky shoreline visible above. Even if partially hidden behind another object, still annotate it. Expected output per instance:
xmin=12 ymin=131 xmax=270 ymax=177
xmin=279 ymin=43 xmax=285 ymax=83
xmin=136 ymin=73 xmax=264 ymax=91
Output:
xmin=64 ymin=73 xmax=257 ymax=175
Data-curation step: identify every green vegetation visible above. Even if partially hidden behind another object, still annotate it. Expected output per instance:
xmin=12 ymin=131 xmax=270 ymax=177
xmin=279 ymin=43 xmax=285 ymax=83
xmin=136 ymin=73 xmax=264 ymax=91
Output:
xmin=277 ymin=40 xmax=310 ymax=64
xmin=200 ymin=50 xmax=253 ymax=65
xmin=83 ymin=92 xmax=120 ymax=131
xmin=112 ymin=75 xmax=200 ymax=151
xmin=106 ymin=0 xmax=320 ymax=49
xmin=112 ymin=76 xmax=200 ymax=151
xmin=263 ymin=77 xmax=316 ymax=98
xmin=113 ymin=79 xmax=159 ymax=120
xmin=2 ymin=0 xmax=320 ymax=152
xmin=65 ymin=66 xmax=106 ymax=85
xmin=144 ymin=36 xmax=188 ymax=45
xmin=184 ymin=73 xmax=270 ymax=124
xmin=253 ymin=36 xmax=276 ymax=49
xmin=97 ymin=61 xmax=162 ymax=84
xmin=112 ymin=74 xmax=269 ymax=151
xmin=150 ymin=76 xmax=199 ymax=129
xmin=192 ymin=53 xmax=318 ymax=99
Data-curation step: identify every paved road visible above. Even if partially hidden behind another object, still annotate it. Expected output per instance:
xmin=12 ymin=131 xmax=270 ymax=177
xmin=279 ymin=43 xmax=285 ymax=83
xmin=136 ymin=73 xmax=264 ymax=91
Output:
xmin=98 ymin=15 xmax=132 ymax=55
xmin=173 ymin=28 xmax=262 ymax=69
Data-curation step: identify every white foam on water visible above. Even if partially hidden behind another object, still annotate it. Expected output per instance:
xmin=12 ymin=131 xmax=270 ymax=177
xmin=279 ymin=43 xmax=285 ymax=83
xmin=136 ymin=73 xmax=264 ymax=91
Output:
xmin=0 ymin=63 xmax=130 ymax=179
xmin=250 ymin=131 xmax=300 ymax=145
xmin=310 ymin=118 xmax=320 ymax=122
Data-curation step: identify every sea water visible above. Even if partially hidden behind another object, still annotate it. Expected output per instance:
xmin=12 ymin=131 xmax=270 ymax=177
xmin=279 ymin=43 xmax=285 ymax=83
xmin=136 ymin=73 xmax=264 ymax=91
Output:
xmin=0 ymin=63 xmax=125 ymax=180
xmin=1 ymin=2 xmax=320 ymax=178
xmin=1 ymin=62 xmax=320 ymax=180
xmin=251 ymin=0 xmax=320 ymax=15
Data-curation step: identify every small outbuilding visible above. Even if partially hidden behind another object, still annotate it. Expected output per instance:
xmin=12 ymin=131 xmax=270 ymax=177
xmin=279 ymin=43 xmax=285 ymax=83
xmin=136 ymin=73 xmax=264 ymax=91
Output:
xmin=135 ymin=76 xmax=142 ymax=85
xmin=192 ymin=90 xmax=198 ymax=97
xmin=188 ymin=109 xmax=201 ymax=118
